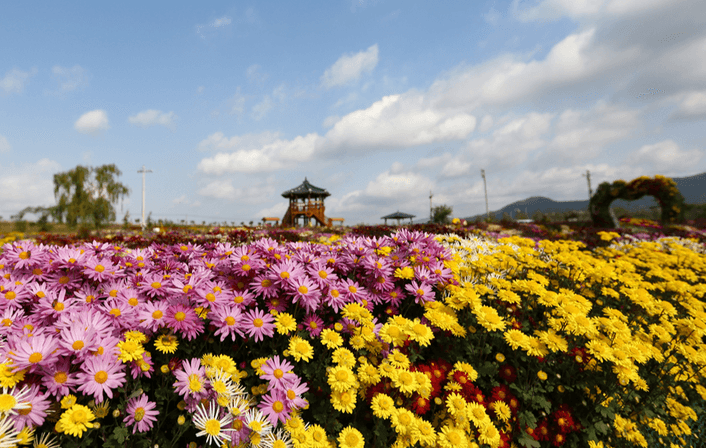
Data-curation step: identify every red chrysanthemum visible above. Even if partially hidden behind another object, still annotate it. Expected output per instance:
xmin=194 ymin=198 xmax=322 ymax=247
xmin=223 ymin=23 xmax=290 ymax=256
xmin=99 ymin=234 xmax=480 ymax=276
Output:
xmin=498 ymin=364 xmax=517 ymax=383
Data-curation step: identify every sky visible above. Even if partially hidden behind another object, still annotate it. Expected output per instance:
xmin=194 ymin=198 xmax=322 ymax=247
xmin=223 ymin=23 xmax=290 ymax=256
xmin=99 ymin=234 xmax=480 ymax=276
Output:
xmin=1 ymin=0 xmax=705 ymax=226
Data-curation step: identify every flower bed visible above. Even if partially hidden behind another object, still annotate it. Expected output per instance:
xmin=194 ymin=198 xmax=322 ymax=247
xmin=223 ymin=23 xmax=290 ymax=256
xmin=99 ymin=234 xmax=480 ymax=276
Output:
xmin=0 ymin=228 xmax=704 ymax=447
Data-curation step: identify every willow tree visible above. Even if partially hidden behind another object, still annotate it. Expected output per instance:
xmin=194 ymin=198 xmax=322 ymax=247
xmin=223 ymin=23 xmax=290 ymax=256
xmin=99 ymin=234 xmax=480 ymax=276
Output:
xmin=52 ymin=164 xmax=130 ymax=229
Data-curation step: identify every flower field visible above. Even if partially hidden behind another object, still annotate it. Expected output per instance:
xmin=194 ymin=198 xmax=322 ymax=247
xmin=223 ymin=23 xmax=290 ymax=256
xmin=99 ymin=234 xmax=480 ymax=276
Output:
xmin=0 ymin=219 xmax=705 ymax=448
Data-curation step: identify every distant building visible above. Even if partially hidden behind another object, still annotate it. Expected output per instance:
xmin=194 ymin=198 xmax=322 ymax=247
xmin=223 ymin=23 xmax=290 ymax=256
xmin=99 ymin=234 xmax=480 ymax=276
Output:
xmin=381 ymin=211 xmax=415 ymax=226
xmin=281 ymin=178 xmax=344 ymax=227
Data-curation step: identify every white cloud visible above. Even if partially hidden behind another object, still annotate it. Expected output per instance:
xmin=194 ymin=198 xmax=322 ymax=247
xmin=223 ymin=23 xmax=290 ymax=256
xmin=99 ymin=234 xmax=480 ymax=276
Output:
xmin=272 ymin=84 xmax=286 ymax=102
xmin=198 ymin=177 xmax=277 ymax=204
xmin=669 ymin=90 xmax=706 ymax=121
xmin=128 ymin=110 xmax=177 ymax=130
xmin=197 ymin=86 xmax=205 ymax=94
xmin=74 ymin=110 xmax=110 ymax=135
xmin=478 ymin=115 xmax=494 ymax=133
xmin=321 ymin=93 xmax=477 ymax=153
xmin=0 ymin=159 xmax=62 ymax=215
xmin=230 ymin=88 xmax=247 ymax=117
xmin=623 ymin=139 xmax=703 ymax=172
xmin=51 ymin=65 xmax=89 ymax=92
xmin=197 ymin=133 xmax=321 ymax=174
xmin=212 ymin=16 xmax=232 ymax=27
xmin=0 ymin=68 xmax=37 ymax=94
xmin=483 ymin=6 xmax=501 ymax=25
xmin=246 ymin=64 xmax=268 ymax=84
xmin=322 ymin=115 xmax=340 ymax=128
xmin=197 ymin=131 xmax=282 ymax=152
xmin=251 ymin=95 xmax=273 ymax=120
xmin=0 ymin=135 xmax=10 ymax=153
xmin=255 ymin=202 xmax=288 ymax=220
xmin=321 ymin=44 xmax=379 ymax=89
xmin=198 ymin=180 xmax=237 ymax=199
xmin=363 ymin=170 xmax=434 ymax=200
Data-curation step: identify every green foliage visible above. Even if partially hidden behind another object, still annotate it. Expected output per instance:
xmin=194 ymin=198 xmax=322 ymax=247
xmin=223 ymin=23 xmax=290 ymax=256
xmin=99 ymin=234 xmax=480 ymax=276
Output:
xmin=52 ymin=164 xmax=130 ymax=229
xmin=431 ymin=204 xmax=453 ymax=224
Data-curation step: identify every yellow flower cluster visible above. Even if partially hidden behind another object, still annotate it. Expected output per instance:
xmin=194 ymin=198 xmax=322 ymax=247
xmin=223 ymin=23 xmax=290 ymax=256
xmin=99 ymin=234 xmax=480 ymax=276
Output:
xmin=435 ymin=232 xmax=706 ymax=445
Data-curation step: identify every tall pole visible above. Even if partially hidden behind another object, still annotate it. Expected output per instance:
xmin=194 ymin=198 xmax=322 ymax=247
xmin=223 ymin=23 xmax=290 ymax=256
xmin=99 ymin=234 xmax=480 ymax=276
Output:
xmin=429 ymin=190 xmax=433 ymax=222
xmin=481 ymin=169 xmax=489 ymax=221
xmin=582 ymin=170 xmax=593 ymax=200
xmin=137 ymin=165 xmax=153 ymax=229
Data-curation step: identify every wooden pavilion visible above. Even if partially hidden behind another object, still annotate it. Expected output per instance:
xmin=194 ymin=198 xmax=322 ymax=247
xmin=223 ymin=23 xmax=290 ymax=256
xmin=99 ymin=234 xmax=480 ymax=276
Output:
xmin=381 ymin=211 xmax=416 ymax=226
xmin=281 ymin=178 xmax=343 ymax=227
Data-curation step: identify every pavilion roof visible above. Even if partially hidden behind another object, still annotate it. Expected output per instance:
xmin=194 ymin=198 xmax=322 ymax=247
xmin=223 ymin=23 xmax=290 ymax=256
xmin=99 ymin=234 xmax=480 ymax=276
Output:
xmin=381 ymin=211 xmax=416 ymax=219
xmin=281 ymin=178 xmax=331 ymax=199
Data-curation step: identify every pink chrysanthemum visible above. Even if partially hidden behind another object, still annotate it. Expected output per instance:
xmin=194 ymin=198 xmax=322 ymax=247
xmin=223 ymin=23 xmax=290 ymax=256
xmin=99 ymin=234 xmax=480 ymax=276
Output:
xmin=242 ymin=308 xmax=275 ymax=343
xmin=282 ymin=377 xmax=309 ymax=411
xmin=12 ymin=384 xmax=50 ymax=431
xmin=260 ymin=356 xmax=297 ymax=392
xmin=324 ymin=283 xmax=348 ymax=313
xmin=138 ymin=272 xmax=168 ymax=298
xmin=249 ymin=274 xmax=280 ymax=299
xmin=258 ymin=390 xmax=291 ymax=426
xmin=76 ymin=355 xmax=127 ymax=403
xmin=124 ymin=393 xmax=159 ymax=434
xmin=40 ymin=357 xmax=79 ymax=398
xmin=339 ymin=278 xmax=367 ymax=303
xmin=405 ymin=280 xmax=435 ymax=305
xmin=289 ymin=276 xmax=320 ymax=313
xmin=173 ymin=358 xmax=208 ymax=400
xmin=137 ymin=299 xmax=169 ymax=333
xmin=8 ymin=333 xmax=59 ymax=374
xmin=83 ymin=256 xmax=118 ymax=281
xmin=164 ymin=303 xmax=204 ymax=341
xmin=210 ymin=304 xmax=245 ymax=342
xmin=57 ymin=320 xmax=99 ymax=362
xmin=307 ymin=263 xmax=338 ymax=289
xmin=302 ymin=313 xmax=324 ymax=338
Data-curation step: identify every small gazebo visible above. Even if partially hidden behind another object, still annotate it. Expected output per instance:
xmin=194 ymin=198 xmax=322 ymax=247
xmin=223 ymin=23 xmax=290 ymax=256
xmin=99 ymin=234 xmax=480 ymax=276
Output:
xmin=381 ymin=211 xmax=415 ymax=226
xmin=281 ymin=178 xmax=343 ymax=227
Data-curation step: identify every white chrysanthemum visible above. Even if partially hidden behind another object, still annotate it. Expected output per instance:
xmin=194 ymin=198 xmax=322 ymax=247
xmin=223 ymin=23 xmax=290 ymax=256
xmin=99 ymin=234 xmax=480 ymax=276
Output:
xmin=0 ymin=386 xmax=31 ymax=417
xmin=207 ymin=368 xmax=238 ymax=399
xmin=244 ymin=407 xmax=273 ymax=436
xmin=192 ymin=400 xmax=235 ymax=447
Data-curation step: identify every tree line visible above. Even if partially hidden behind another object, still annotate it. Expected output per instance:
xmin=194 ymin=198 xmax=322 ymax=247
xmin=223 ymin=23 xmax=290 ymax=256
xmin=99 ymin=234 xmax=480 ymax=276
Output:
xmin=12 ymin=164 xmax=129 ymax=231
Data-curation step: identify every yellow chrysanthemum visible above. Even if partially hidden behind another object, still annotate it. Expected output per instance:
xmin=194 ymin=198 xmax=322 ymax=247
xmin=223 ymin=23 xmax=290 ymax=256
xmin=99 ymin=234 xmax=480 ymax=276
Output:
xmin=288 ymin=337 xmax=314 ymax=363
xmin=391 ymin=408 xmax=416 ymax=435
xmin=405 ymin=320 xmax=434 ymax=347
xmin=275 ymin=313 xmax=297 ymax=335
xmin=332 ymin=348 xmax=356 ymax=369
xmin=491 ymin=400 xmax=511 ymax=422
xmin=503 ymin=329 xmax=530 ymax=351
xmin=371 ymin=393 xmax=395 ymax=419
xmin=319 ymin=329 xmax=343 ymax=349
xmin=338 ymin=426 xmax=365 ymax=448
xmin=154 ymin=334 xmax=178 ymax=354
xmin=474 ymin=306 xmax=506 ymax=332
xmin=357 ymin=362 xmax=381 ymax=386
xmin=328 ymin=366 xmax=358 ymax=393
xmin=57 ymin=404 xmax=95 ymax=438
xmin=410 ymin=417 xmax=437 ymax=446
xmin=331 ymin=388 xmax=357 ymax=414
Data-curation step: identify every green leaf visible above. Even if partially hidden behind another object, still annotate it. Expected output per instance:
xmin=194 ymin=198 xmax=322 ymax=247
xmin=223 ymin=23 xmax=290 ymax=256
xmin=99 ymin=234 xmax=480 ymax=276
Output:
xmin=517 ymin=431 xmax=541 ymax=448
xmin=113 ymin=426 xmax=129 ymax=444
xmin=518 ymin=410 xmax=537 ymax=429
xmin=595 ymin=421 xmax=609 ymax=435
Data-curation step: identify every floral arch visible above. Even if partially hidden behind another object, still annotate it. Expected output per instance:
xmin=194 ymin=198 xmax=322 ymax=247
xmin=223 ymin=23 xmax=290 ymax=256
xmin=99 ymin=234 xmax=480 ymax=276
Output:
xmin=589 ymin=175 xmax=687 ymax=228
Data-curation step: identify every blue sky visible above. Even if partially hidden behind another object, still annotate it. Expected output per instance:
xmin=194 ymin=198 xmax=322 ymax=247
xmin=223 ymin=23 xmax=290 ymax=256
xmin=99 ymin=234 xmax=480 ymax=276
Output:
xmin=1 ymin=0 xmax=705 ymax=226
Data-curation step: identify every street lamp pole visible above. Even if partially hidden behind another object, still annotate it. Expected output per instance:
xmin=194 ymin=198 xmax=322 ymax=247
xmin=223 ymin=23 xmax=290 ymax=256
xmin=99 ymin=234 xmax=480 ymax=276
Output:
xmin=137 ymin=165 xmax=153 ymax=229
xmin=582 ymin=170 xmax=593 ymax=200
xmin=481 ymin=169 xmax=489 ymax=221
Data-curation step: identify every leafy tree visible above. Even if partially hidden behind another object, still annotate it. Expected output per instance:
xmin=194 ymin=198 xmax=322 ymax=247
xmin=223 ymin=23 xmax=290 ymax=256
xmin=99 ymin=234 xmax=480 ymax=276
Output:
xmin=52 ymin=164 xmax=130 ymax=229
xmin=431 ymin=204 xmax=453 ymax=224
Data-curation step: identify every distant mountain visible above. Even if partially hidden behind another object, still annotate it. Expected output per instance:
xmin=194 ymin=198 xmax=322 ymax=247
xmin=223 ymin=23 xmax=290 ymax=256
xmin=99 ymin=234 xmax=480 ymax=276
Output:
xmin=462 ymin=172 xmax=706 ymax=222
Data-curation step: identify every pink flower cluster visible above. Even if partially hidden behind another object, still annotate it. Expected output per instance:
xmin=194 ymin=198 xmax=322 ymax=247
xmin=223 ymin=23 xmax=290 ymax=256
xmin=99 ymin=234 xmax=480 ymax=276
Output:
xmin=0 ymin=229 xmax=453 ymax=433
